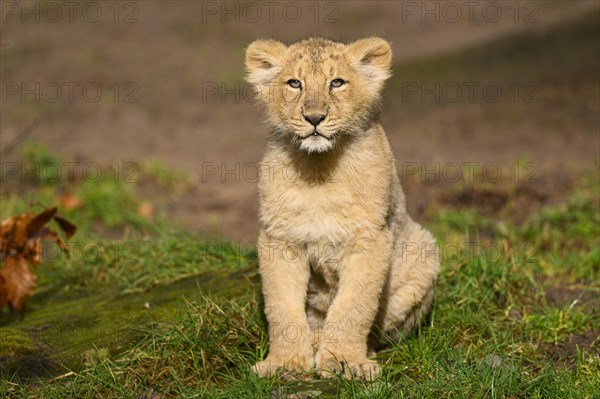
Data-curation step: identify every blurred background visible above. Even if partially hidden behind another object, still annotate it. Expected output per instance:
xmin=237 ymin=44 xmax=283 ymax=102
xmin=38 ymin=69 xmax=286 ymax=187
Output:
xmin=1 ymin=1 xmax=599 ymax=395
xmin=2 ymin=0 xmax=598 ymax=242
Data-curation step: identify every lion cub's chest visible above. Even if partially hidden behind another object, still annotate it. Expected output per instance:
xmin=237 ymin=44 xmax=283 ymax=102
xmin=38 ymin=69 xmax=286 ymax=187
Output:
xmin=260 ymin=146 xmax=390 ymax=245
xmin=264 ymin=180 xmax=360 ymax=243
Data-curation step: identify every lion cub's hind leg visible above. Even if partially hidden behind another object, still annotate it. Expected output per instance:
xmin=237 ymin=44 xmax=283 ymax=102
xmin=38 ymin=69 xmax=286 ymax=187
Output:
xmin=306 ymin=265 xmax=337 ymax=350
xmin=375 ymin=223 xmax=440 ymax=344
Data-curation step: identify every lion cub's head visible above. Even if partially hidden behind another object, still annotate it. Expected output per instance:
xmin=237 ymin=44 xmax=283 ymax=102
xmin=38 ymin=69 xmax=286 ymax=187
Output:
xmin=245 ymin=37 xmax=392 ymax=154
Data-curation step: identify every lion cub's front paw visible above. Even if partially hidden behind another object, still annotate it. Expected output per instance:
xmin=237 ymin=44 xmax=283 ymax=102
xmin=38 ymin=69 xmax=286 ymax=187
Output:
xmin=252 ymin=352 xmax=314 ymax=377
xmin=315 ymin=351 xmax=380 ymax=381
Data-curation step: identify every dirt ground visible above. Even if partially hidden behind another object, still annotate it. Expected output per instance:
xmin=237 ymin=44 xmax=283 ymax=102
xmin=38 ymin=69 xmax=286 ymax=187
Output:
xmin=1 ymin=1 xmax=599 ymax=242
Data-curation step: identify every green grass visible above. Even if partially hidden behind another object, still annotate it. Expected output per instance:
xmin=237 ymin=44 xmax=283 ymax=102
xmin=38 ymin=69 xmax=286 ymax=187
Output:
xmin=0 ymin=142 xmax=598 ymax=398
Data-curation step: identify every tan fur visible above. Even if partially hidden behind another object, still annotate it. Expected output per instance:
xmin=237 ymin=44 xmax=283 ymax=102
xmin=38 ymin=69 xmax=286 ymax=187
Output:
xmin=246 ymin=37 xmax=439 ymax=380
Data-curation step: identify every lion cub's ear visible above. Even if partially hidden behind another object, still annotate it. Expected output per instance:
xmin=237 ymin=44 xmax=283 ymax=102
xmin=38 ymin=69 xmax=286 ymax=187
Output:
xmin=347 ymin=37 xmax=392 ymax=92
xmin=245 ymin=39 xmax=287 ymax=86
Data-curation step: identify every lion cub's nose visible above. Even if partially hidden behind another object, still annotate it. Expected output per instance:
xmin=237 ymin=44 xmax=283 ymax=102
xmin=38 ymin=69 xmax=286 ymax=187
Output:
xmin=304 ymin=113 xmax=326 ymax=127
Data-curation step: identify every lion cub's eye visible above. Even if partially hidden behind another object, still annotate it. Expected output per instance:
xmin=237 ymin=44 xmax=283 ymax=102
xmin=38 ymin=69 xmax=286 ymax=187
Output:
xmin=287 ymin=79 xmax=302 ymax=89
xmin=330 ymin=78 xmax=346 ymax=89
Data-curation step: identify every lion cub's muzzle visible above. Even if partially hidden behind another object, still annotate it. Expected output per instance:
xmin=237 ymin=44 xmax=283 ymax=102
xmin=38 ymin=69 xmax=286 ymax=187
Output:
xmin=298 ymin=113 xmax=330 ymax=138
xmin=303 ymin=112 xmax=327 ymax=127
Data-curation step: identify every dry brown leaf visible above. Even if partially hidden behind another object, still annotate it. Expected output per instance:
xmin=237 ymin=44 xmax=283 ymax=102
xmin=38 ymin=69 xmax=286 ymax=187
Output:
xmin=58 ymin=193 xmax=83 ymax=211
xmin=27 ymin=207 xmax=58 ymax=237
xmin=138 ymin=202 xmax=155 ymax=220
xmin=0 ymin=255 xmax=37 ymax=315
xmin=0 ymin=213 xmax=33 ymax=253
xmin=52 ymin=215 xmax=77 ymax=239
xmin=24 ymin=236 xmax=43 ymax=266
xmin=0 ymin=216 xmax=15 ymax=236
xmin=0 ymin=207 xmax=77 ymax=316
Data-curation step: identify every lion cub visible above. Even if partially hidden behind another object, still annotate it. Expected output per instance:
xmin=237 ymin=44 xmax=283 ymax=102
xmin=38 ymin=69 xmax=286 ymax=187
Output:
xmin=246 ymin=37 xmax=439 ymax=380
